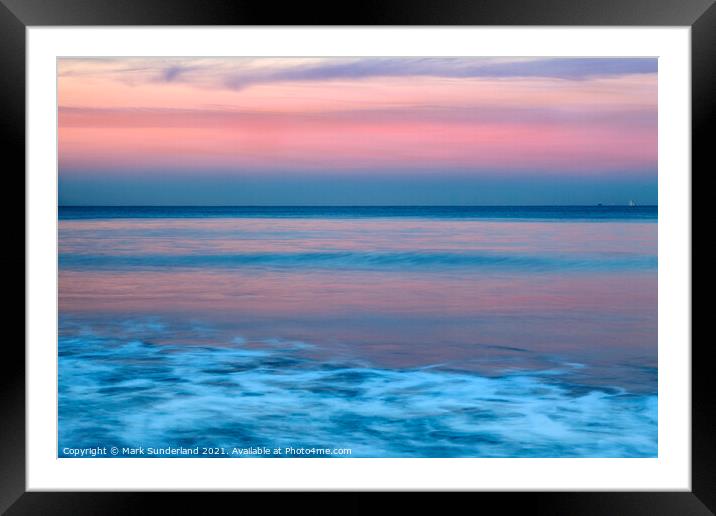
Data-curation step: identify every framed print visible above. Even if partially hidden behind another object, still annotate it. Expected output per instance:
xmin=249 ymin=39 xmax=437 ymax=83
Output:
xmin=5 ymin=0 xmax=709 ymax=513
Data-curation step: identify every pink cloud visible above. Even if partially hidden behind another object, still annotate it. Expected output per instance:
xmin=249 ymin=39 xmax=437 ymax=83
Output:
xmin=58 ymin=60 xmax=657 ymax=176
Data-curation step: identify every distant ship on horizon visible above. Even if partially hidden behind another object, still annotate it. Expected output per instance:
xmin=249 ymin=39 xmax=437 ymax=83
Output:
xmin=628 ymin=200 xmax=637 ymax=207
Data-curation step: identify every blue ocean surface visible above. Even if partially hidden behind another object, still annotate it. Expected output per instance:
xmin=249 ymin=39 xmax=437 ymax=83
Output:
xmin=59 ymin=205 xmax=657 ymax=221
xmin=58 ymin=206 xmax=657 ymax=457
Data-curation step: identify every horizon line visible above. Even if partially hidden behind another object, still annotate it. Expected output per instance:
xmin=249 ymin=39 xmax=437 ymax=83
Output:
xmin=59 ymin=204 xmax=658 ymax=208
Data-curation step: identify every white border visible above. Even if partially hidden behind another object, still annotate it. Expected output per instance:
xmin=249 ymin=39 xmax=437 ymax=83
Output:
xmin=27 ymin=27 xmax=691 ymax=491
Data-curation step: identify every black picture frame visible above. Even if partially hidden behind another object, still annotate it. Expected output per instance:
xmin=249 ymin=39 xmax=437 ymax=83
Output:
xmin=3 ymin=0 xmax=709 ymax=513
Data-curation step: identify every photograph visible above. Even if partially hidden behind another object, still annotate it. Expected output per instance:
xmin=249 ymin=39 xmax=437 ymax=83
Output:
xmin=57 ymin=56 xmax=658 ymax=459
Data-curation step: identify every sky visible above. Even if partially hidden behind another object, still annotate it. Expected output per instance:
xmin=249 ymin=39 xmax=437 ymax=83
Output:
xmin=58 ymin=57 xmax=657 ymax=206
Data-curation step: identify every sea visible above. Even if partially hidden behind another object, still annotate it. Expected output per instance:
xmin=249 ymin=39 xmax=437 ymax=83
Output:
xmin=58 ymin=206 xmax=658 ymax=458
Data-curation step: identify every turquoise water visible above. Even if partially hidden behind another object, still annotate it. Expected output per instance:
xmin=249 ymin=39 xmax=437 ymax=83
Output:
xmin=58 ymin=206 xmax=657 ymax=457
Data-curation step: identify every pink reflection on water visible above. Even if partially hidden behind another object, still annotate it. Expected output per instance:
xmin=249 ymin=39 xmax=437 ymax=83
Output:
xmin=59 ymin=218 xmax=657 ymax=257
xmin=59 ymin=268 xmax=656 ymax=366
xmin=58 ymin=216 xmax=657 ymax=377
xmin=59 ymin=268 xmax=654 ymax=319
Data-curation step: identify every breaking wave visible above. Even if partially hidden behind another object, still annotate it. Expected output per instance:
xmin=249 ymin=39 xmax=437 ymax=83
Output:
xmin=59 ymin=250 xmax=657 ymax=272
xmin=58 ymin=332 xmax=657 ymax=458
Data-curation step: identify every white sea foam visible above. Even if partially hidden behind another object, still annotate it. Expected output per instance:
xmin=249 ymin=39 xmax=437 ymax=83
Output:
xmin=58 ymin=334 xmax=657 ymax=458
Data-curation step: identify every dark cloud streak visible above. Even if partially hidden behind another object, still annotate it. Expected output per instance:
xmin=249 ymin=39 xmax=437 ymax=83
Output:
xmin=149 ymin=57 xmax=659 ymax=91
